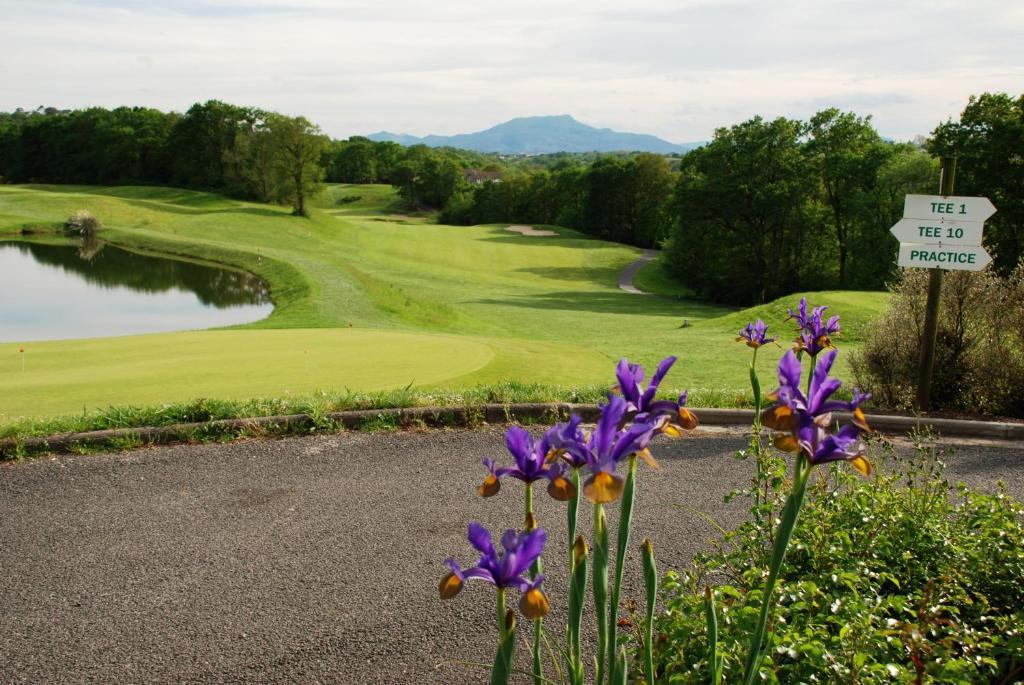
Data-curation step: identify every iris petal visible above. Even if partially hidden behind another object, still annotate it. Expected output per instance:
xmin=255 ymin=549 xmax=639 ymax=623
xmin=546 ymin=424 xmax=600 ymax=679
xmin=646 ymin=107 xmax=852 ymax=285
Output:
xmin=583 ymin=471 xmax=625 ymax=504
xmin=439 ymin=572 xmax=463 ymax=599
xmin=547 ymin=475 xmax=577 ymax=501
xmin=519 ymin=587 xmax=550 ymax=620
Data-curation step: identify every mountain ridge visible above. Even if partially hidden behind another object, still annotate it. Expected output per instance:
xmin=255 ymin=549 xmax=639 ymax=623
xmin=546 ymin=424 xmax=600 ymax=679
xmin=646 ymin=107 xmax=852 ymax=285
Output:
xmin=366 ymin=115 xmax=700 ymax=154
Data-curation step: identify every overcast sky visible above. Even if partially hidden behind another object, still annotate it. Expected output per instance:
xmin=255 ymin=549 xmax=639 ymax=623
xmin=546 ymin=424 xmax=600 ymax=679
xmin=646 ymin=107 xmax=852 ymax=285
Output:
xmin=2 ymin=0 xmax=1021 ymax=143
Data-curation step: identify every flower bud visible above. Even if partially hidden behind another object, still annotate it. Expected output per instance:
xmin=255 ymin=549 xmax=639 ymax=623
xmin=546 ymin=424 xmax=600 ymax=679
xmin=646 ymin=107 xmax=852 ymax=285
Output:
xmin=524 ymin=511 xmax=538 ymax=532
xmin=572 ymin=535 xmax=589 ymax=565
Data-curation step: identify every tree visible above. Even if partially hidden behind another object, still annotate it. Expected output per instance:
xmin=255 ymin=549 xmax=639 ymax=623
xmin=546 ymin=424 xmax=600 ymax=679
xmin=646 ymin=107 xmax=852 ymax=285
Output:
xmin=631 ymin=153 xmax=675 ymax=248
xmin=931 ymin=93 xmax=1024 ymax=272
xmin=225 ymin=116 xmax=278 ymax=202
xmin=806 ymin=109 xmax=886 ymax=286
xmin=666 ymin=116 xmax=817 ymax=304
xmin=268 ymin=115 xmax=328 ymax=216
xmin=167 ymin=100 xmax=255 ymax=189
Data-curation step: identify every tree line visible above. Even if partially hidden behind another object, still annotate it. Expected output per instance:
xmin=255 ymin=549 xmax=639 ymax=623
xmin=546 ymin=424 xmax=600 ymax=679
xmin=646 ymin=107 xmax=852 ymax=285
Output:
xmin=0 ymin=102 xmax=328 ymax=215
xmin=1 ymin=94 xmax=1019 ymax=304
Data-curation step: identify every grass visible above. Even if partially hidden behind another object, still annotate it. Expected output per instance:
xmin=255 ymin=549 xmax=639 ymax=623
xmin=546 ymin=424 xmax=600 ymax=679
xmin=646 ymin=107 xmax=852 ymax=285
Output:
xmin=0 ymin=182 xmax=891 ymax=428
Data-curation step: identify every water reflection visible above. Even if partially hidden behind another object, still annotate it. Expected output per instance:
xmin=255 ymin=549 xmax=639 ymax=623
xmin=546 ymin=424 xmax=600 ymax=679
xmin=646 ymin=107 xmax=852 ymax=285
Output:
xmin=1 ymin=239 xmax=273 ymax=342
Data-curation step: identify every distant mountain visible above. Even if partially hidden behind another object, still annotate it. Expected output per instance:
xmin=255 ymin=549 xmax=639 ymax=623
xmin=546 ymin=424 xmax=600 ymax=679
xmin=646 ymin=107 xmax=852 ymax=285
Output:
xmin=367 ymin=115 xmax=700 ymax=154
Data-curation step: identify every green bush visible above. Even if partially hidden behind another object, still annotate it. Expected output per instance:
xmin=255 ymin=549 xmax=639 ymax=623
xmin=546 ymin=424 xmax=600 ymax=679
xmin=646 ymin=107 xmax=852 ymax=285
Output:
xmin=851 ymin=264 xmax=1024 ymax=417
xmin=651 ymin=435 xmax=1024 ymax=683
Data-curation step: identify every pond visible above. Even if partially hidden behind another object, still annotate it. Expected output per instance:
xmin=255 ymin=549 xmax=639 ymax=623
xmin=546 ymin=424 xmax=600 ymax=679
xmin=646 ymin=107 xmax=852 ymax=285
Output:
xmin=1 ymin=239 xmax=273 ymax=342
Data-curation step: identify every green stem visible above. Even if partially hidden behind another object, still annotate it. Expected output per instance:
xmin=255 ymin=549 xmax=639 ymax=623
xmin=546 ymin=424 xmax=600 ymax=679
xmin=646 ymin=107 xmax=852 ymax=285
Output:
xmin=641 ymin=540 xmax=657 ymax=685
xmin=568 ymin=468 xmax=580 ymax=571
xmin=593 ymin=503 xmax=609 ymax=685
xmin=525 ymin=483 xmax=543 ymax=685
xmin=497 ymin=589 xmax=507 ymax=638
xmin=750 ymin=347 xmax=762 ymax=421
xmin=607 ymin=456 xmax=638 ymax=682
xmin=741 ymin=457 xmax=811 ymax=685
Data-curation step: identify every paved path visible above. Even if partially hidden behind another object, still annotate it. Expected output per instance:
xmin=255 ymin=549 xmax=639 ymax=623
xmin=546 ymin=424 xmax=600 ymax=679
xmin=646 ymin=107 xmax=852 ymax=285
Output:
xmin=2 ymin=428 xmax=1021 ymax=684
xmin=618 ymin=249 xmax=659 ymax=294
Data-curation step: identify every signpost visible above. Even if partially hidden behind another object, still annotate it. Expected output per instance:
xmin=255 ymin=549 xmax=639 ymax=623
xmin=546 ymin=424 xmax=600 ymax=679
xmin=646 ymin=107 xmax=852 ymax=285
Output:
xmin=890 ymin=158 xmax=997 ymax=410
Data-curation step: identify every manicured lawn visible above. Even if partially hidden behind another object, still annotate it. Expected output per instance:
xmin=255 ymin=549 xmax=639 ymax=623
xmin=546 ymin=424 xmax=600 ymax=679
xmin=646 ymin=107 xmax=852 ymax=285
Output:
xmin=0 ymin=183 xmax=890 ymax=421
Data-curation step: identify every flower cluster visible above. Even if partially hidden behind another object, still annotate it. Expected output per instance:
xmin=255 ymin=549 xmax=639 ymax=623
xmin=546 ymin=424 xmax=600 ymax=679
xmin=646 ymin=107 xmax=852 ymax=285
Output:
xmin=440 ymin=523 xmax=550 ymax=619
xmin=478 ymin=425 xmax=575 ymax=501
xmin=614 ymin=355 xmax=698 ymax=436
xmin=736 ymin=319 xmax=776 ymax=348
xmin=787 ymin=297 xmax=841 ymax=357
xmin=761 ymin=349 xmax=872 ymax=476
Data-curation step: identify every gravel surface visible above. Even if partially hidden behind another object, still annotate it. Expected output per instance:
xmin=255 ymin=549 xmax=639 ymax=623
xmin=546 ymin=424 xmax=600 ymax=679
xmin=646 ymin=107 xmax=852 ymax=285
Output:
xmin=2 ymin=427 xmax=1022 ymax=684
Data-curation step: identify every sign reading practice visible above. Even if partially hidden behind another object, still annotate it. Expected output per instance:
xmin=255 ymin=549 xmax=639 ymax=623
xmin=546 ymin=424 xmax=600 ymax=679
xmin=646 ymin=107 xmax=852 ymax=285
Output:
xmin=903 ymin=194 xmax=997 ymax=223
xmin=889 ymin=218 xmax=984 ymax=247
xmin=897 ymin=243 xmax=992 ymax=272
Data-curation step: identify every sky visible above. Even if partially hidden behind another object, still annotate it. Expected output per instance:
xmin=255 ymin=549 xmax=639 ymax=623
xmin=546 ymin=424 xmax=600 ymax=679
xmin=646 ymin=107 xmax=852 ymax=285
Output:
xmin=2 ymin=0 xmax=1022 ymax=143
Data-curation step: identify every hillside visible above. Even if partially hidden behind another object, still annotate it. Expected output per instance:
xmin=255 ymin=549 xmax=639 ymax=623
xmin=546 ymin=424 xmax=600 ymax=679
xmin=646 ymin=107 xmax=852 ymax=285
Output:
xmin=0 ymin=183 xmax=886 ymax=419
xmin=367 ymin=115 xmax=701 ymax=154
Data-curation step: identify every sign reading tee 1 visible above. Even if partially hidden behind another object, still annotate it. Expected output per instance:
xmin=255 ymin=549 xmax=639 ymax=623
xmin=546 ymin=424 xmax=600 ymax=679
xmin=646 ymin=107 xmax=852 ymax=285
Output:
xmin=902 ymin=194 xmax=997 ymax=223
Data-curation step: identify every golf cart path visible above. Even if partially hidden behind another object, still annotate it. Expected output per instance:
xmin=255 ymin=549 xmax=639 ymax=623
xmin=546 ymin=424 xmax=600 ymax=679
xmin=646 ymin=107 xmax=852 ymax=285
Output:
xmin=2 ymin=428 xmax=1021 ymax=684
xmin=619 ymin=249 xmax=658 ymax=293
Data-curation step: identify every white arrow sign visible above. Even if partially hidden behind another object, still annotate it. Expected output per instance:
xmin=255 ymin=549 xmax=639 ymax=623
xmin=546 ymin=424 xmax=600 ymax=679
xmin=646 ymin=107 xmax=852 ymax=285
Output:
xmin=889 ymin=218 xmax=985 ymax=247
xmin=898 ymin=243 xmax=992 ymax=272
xmin=903 ymin=194 xmax=997 ymax=223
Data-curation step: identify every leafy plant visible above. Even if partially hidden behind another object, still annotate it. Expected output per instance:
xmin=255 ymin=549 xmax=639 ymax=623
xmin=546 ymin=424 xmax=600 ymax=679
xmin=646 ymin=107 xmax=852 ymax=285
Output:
xmin=653 ymin=433 xmax=1024 ymax=683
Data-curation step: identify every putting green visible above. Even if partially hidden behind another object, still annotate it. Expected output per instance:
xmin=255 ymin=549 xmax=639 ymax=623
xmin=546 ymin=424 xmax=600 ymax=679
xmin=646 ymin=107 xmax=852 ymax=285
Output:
xmin=0 ymin=329 xmax=494 ymax=419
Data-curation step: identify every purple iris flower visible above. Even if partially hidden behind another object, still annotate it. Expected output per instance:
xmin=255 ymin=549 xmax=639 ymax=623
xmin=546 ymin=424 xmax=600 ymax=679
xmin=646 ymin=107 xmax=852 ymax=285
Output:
xmin=736 ymin=319 xmax=776 ymax=348
xmin=761 ymin=350 xmax=872 ymax=476
xmin=613 ymin=356 xmax=698 ymax=435
xmin=439 ymin=522 xmax=550 ymax=619
xmin=787 ymin=298 xmax=840 ymax=356
xmin=547 ymin=395 xmax=659 ymax=504
xmin=478 ymin=425 xmax=576 ymax=501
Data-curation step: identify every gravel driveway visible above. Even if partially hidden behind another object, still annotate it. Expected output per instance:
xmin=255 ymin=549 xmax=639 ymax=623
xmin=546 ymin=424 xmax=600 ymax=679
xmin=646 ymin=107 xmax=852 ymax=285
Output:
xmin=2 ymin=427 xmax=1022 ymax=684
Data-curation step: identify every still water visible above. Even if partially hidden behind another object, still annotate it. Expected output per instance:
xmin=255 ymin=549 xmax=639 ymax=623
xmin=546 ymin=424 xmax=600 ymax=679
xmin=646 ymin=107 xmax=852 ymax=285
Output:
xmin=1 ymin=240 xmax=273 ymax=342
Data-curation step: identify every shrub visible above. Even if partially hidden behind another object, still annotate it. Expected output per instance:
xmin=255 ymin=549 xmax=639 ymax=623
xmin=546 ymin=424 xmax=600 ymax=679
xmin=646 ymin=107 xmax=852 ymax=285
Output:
xmin=64 ymin=209 xmax=102 ymax=236
xmin=850 ymin=264 xmax=1024 ymax=417
xmin=652 ymin=436 xmax=1024 ymax=683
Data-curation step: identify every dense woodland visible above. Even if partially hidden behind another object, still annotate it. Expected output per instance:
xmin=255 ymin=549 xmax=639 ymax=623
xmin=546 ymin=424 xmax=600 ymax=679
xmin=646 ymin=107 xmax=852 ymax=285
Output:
xmin=1 ymin=93 xmax=1020 ymax=304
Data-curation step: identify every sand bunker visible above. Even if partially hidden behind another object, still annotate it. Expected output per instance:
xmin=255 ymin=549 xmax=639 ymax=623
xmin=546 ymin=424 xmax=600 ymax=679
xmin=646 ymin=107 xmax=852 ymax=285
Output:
xmin=504 ymin=224 xmax=557 ymax=237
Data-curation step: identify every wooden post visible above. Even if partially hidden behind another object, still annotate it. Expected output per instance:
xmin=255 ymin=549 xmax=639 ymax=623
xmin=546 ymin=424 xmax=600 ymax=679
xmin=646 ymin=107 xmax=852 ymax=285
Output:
xmin=916 ymin=157 xmax=957 ymax=411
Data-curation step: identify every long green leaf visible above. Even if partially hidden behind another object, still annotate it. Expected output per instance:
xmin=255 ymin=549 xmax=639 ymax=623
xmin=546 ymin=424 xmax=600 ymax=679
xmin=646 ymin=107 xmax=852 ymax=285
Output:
xmin=491 ymin=609 xmax=517 ymax=685
xmin=608 ymin=456 xmax=638 ymax=683
xmin=641 ymin=539 xmax=657 ymax=685
xmin=705 ymin=587 xmax=722 ymax=685
xmin=741 ymin=461 xmax=811 ymax=685
xmin=568 ymin=536 xmax=589 ymax=685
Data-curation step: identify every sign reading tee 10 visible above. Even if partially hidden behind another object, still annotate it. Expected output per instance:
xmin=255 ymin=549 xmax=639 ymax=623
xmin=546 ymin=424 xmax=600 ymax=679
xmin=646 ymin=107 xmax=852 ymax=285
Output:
xmin=891 ymin=195 xmax=997 ymax=271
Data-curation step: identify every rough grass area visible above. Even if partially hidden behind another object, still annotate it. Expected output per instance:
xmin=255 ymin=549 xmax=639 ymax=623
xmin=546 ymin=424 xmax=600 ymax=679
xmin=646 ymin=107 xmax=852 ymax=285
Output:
xmin=0 ymin=183 xmax=890 ymax=423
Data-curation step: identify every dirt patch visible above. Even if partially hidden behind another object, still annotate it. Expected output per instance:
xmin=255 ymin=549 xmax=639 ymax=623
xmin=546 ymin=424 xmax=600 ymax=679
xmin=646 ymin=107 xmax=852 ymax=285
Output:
xmin=504 ymin=224 xmax=556 ymax=237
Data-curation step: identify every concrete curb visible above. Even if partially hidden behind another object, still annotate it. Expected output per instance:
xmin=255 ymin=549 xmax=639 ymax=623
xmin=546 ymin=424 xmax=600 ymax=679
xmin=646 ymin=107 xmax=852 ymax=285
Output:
xmin=2 ymin=403 xmax=1022 ymax=456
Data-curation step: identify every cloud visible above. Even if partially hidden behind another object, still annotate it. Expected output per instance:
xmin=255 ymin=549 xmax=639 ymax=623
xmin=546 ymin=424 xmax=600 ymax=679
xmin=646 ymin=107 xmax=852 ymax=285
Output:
xmin=0 ymin=0 xmax=1020 ymax=141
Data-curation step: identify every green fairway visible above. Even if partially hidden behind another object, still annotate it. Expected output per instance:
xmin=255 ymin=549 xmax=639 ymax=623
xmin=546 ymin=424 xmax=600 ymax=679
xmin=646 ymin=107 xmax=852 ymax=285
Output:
xmin=0 ymin=183 xmax=890 ymax=421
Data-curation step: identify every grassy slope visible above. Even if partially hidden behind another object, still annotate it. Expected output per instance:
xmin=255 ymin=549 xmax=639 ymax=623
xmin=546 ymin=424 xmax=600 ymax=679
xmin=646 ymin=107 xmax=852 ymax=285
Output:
xmin=0 ymin=183 xmax=890 ymax=420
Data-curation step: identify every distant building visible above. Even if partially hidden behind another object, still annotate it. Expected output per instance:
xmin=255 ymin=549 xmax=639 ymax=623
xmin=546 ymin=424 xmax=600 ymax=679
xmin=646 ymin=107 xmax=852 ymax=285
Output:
xmin=463 ymin=169 xmax=503 ymax=185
